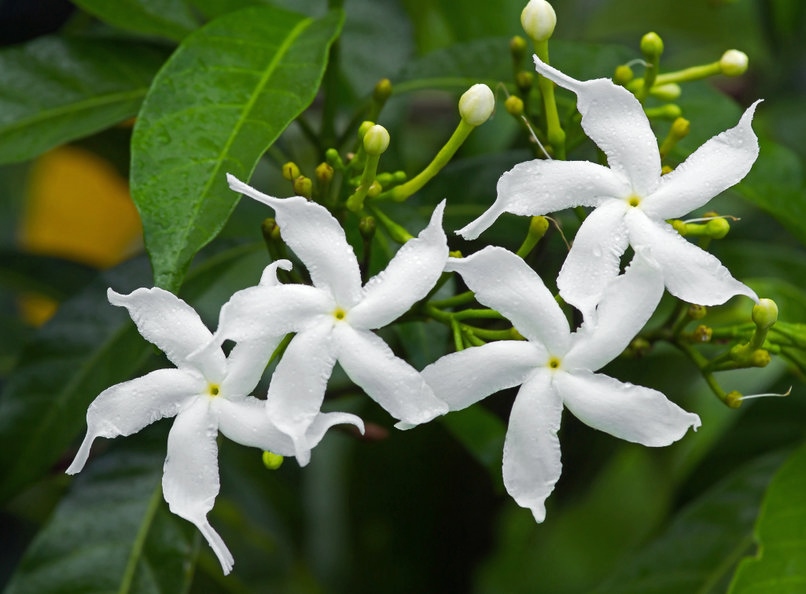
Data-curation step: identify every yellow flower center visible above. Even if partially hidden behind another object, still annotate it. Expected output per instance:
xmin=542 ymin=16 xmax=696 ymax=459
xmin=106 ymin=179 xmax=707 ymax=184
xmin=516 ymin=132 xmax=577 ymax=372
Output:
xmin=333 ymin=307 xmax=347 ymax=321
xmin=207 ymin=383 xmax=221 ymax=397
xmin=627 ymin=194 xmax=641 ymax=207
xmin=547 ymin=356 xmax=561 ymax=370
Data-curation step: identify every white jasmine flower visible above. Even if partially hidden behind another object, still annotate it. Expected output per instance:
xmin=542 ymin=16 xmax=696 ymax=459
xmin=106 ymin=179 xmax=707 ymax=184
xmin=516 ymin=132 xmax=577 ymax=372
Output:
xmin=422 ymin=246 xmax=700 ymax=522
xmin=459 ymin=84 xmax=496 ymax=126
xmin=458 ymin=55 xmax=760 ymax=318
xmin=66 ymin=283 xmax=363 ymax=575
xmin=521 ymin=0 xmax=557 ymax=42
xmin=215 ymin=174 xmax=449 ymax=457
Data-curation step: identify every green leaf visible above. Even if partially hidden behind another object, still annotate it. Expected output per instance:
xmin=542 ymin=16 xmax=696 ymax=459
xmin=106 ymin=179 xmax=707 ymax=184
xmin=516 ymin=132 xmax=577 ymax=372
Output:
xmin=441 ymin=406 xmax=505 ymax=486
xmin=730 ymin=442 xmax=806 ymax=593
xmin=130 ymin=6 xmax=344 ymax=291
xmin=593 ymin=453 xmax=784 ymax=594
xmin=0 ymin=36 xmax=169 ymax=164
xmin=71 ymin=0 xmax=199 ymax=42
xmin=0 ymin=251 xmax=95 ymax=299
xmin=3 ymin=431 xmax=196 ymax=594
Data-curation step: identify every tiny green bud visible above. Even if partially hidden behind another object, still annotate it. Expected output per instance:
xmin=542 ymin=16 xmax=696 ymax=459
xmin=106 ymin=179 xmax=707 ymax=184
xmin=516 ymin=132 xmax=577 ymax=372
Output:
xmin=293 ymin=175 xmax=313 ymax=198
xmin=640 ymin=32 xmax=664 ymax=58
xmin=613 ymin=64 xmax=634 ymax=85
xmin=373 ymin=78 xmax=393 ymax=103
xmin=629 ymin=336 xmax=651 ymax=357
xmin=670 ymin=117 xmax=691 ymax=139
xmin=367 ymin=179 xmax=383 ymax=198
xmin=459 ymin=84 xmax=495 ymax=126
xmin=359 ymin=216 xmax=376 ymax=240
xmin=510 ymin=35 xmax=528 ymax=63
xmin=521 ymin=0 xmax=557 ymax=42
xmin=750 ymin=349 xmax=771 ymax=367
xmin=325 ymin=148 xmax=344 ymax=169
xmin=719 ymin=49 xmax=749 ymax=76
xmin=705 ymin=217 xmax=730 ymax=239
xmin=515 ymin=70 xmax=535 ymax=92
xmin=688 ymin=304 xmax=707 ymax=320
xmin=261 ymin=217 xmax=281 ymax=242
xmin=358 ymin=120 xmax=375 ymax=139
xmin=392 ymin=170 xmax=407 ymax=184
xmin=692 ymin=324 xmax=712 ymax=342
xmin=282 ymin=161 xmax=300 ymax=181
xmin=363 ymin=124 xmax=390 ymax=155
xmin=725 ymin=390 xmax=743 ymax=408
xmin=650 ymin=82 xmax=681 ymax=101
xmin=752 ymin=298 xmax=779 ymax=329
xmin=262 ymin=451 xmax=284 ymax=470
xmin=505 ymin=95 xmax=525 ymax=117
xmin=644 ymin=104 xmax=682 ymax=120
xmin=315 ymin=162 xmax=334 ymax=184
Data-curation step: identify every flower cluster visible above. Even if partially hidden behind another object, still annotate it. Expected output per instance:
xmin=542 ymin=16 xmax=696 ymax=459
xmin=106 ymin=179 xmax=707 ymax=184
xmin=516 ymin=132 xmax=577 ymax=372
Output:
xmin=67 ymin=54 xmax=761 ymax=573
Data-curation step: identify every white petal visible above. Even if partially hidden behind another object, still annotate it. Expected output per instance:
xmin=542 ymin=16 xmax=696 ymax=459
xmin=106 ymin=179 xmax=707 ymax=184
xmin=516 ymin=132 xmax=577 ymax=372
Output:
xmin=213 ymin=284 xmax=333 ymax=344
xmin=502 ymin=369 xmax=563 ymax=523
xmin=227 ymin=174 xmax=363 ymax=307
xmin=332 ymin=324 xmax=448 ymax=426
xmin=446 ymin=246 xmax=570 ymax=352
xmin=457 ymin=160 xmax=628 ymax=239
xmin=218 ymin=336 xmax=280 ymax=398
xmin=108 ymin=287 xmax=225 ymax=379
xmin=533 ymin=56 xmax=662 ymax=196
xmin=265 ymin=321 xmax=337 ymax=465
xmin=421 ymin=341 xmax=546 ymax=411
xmin=627 ymin=213 xmax=758 ymax=305
xmin=162 ymin=397 xmax=234 ymax=574
xmin=217 ymin=395 xmax=295 ymax=454
xmin=303 ymin=411 xmax=365 ymax=452
xmin=555 ymin=369 xmax=701 ymax=446
xmin=565 ymin=251 xmax=664 ymax=372
xmin=642 ymin=101 xmax=762 ymax=220
xmin=350 ymin=201 xmax=448 ymax=329
xmin=258 ymin=259 xmax=293 ymax=286
xmin=557 ymin=199 xmax=630 ymax=319
xmin=66 ymin=369 xmax=201 ymax=475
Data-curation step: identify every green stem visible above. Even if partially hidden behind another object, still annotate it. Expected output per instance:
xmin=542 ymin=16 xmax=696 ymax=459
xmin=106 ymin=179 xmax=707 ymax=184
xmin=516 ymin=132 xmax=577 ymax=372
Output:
xmin=534 ymin=40 xmax=565 ymax=158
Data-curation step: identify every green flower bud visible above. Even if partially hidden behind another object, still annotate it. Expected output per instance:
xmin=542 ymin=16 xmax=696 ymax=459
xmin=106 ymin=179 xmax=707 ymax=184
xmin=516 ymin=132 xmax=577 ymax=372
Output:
xmin=315 ymin=162 xmax=334 ymax=184
xmin=705 ymin=217 xmax=730 ymax=239
xmin=373 ymin=78 xmax=393 ymax=103
xmin=262 ymin=451 xmax=284 ymax=470
xmin=719 ymin=49 xmax=749 ymax=76
xmin=750 ymin=349 xmax=771 ymax=367
xmin=367 ymin=179 xmax=383 ymax=198
xmin=670 ymin=116 xmax=691 ymax=139
xmin=613 ymin=64 xmax=634 ymax=85
xmin=363 ymin=124 xmax=390 ymax=155
xmin=505 ymin=95 xmax=525 ymax=117
xmin=644 ymin=104 xmax=682 ymax=120
xmin=650 ymin=82 xmax=681 ymax=101
xmin=725 ymin=390 xmax=743 ymax=408
xmin=325 ymin=148 xmax=344 ymax=169
xmin=282 ymin=161 xmax=300 ymax=181
xmin=293 ymin=175 xmax=313 ymax=198
xmin=692 ymin=324 xmax=712 ymax=342
xmin=261 ymin=217 xmax=281 ymax=242
xmin=459 ymin=84 xmax=495 ymax=126
xmin=510 ymin=35 xmax=528 ymax=63
xmin=359 ymin=216 xmax=376 ymax=240
xmin=358 ymin=120 xmax=375 ymax=139
xmin=688 ymin=304 xmax=707 ymax=320
xmin=640 ymin=32 xmax=664 ymax=58
xmin=752 ymin=298 xmax=779 ymax=329
xmin=521 ymin=0 xmax=557 ymax=42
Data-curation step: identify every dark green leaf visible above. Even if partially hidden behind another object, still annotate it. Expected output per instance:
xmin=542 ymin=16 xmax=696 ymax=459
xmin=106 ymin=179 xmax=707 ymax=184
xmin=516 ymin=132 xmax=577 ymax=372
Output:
xmin=3 ymin=431 xmax=196 ymax=594
xmin=0 ymin=37 xmax=169 ymax=164
xmin=71 ymin=0 xmax=199 ymax=42
xmin=594 ymin=453 xmax=784 ymax=594
xmin=441 ymin=406 xmax=505 ymax=485
xmin=729 ymin=442 xmax=806 ymax=593
xmin=0 ymin=251 xmax=95 ymax=300
xmin=130 ymin=6 xmax=343 ymax=291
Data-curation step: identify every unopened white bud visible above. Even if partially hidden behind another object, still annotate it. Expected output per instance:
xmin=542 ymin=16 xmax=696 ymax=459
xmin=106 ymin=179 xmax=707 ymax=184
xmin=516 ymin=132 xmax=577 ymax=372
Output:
xmin=719 ymin=49 xmax=749 ymax=76
xmin=520 ymin=0 xmax=556 ymax=42
xmin=458 ymin=84 xmax=495 ymax=126
xmin=363 ymin=124 xmax=390 ymax=155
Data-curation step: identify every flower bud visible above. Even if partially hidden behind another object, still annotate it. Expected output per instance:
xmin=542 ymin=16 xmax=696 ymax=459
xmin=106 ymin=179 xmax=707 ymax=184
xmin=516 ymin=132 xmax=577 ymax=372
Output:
xmin=373 ymin=78 xmax=393 ymax=103
xmin=688 ymin=304 xmax=707 ymax=320
xmin=671 ymin=117 xmax=691 ymax=139
xmin=726 ymin=390 xmax=743 ymax=408
xmin=640 ymin=32 xmax=664 ymax=58
xmin=359 ymin=216 xmax=376 ymax=240
xmin=505 ymin=95 xmax=524 ymax=117
xmin=282 ymin=161 xmax=300 ymax=181
xmin=325 ymin=148 xmax=344 ymax=169
xmin=363 ymin=124 xmax=390 ymax=155
xmin=293 ymin=175 xmax=313 ymax=198
xmin=459 ymin=84 xmax=495 ymax=126
xmin=515 ymin=70 xmax=534 ymax=92
xmin=705 ymin=217 xmax=730 ymax=239
xmin=510 ymin=35 xmax=528 ymax=63
xmin=750 ymin=349 xmax=771 ymax=367
xmin=752 ymin=298 xmax=778 ymax=329
xmin=367 ymin=180 xmax=383 ymax=198
xmin=719 ymin=49 xmax=749 ymax=76
xmin=650 ymin=83 xmax=681 ymax=101
xmin=520 ymin=0 xmax=557 ymax=42
xmin=315 ymin=162 xmax=334 ymax=184
xmin=692 ymin=324 xmax=712 ymax=343
xmin=613 ymin=64 xmax=634 ymax=85
xmin=262 ymin=451 xmax=284 ymax=470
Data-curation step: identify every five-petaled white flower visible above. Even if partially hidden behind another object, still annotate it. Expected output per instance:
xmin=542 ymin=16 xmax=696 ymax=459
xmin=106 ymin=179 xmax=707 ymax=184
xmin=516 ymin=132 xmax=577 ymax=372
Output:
xmin=209 ymin=174 xmax=449 ymax=458
xmin=66 ymin=284 xmax=363 ymax=575
xmin=458 ymin=55 xmax=760 ymax=318
xmin=422 ymin=246 xmax=701 ymax=522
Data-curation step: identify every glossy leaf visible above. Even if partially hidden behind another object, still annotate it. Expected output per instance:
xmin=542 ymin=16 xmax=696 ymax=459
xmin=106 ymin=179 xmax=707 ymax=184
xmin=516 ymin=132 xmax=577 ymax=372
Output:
xmin=0 ymin=37 xmax=168 ymax=164
xmin=594 ymin=453 xmax=784 ymax=594
xmin=71 ymin=0 xmax=199 ymax=42
xmin=729 ymin=443 xmax=806 ymax=593
xmin=0 ymin=251 xmax=95 ymax=299
xmin=3 ymin=431 xmax=196 ymax=594
xmin=130 ymin=6 xmax=343 ymax=291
